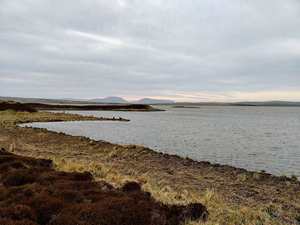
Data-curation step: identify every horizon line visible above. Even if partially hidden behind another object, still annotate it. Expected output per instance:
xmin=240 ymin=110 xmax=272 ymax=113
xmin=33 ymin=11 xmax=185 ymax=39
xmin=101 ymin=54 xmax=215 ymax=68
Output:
xmin=1 ymin=95 xmax=300 ymax=104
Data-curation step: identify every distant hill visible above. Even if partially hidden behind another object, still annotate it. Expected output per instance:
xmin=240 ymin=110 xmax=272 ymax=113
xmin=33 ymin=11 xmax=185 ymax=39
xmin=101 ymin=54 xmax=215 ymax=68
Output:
xmin=89 ymin=97 xmax=128 ymax=104
xmin=89 ymin=97 xmax=175 ymax=104
xmin=133 ymin=98 xmax=175 ymax=105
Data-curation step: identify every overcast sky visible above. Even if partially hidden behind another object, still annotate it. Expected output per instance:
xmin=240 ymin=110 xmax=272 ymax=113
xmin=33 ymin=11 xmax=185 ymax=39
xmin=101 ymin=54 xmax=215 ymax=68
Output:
xmin=1 ymin=0 xmax=300 ymax=102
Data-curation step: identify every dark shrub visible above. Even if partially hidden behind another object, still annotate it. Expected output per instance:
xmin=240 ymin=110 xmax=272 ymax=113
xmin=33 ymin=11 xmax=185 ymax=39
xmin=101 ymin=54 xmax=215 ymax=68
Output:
xmin=0 ymin=204 xmax=36 ymax=221
xmin=59 ymin=190 xmax=84 ymax=203
xmin=0 ymin=219 xmax=38 ymax=225
xmin=0 ymin=101 xmax=37 ymax=112
xmin=3 ymin=170 xmax=37 ymax=186
xmin=72 ymin=171 xmax=93 ymax=181
xmin=121 ymin=181 xmax=142 ymax=193
xmin=29 ymin=194 xmax=64 ymax=225
xmin=0 ymin=161 xmax=27 ymax=171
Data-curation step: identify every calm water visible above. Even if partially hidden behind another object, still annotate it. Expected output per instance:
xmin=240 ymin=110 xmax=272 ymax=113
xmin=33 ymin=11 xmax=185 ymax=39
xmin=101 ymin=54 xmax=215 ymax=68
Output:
xmin=23 ymin=106 xmax=300 ymax=177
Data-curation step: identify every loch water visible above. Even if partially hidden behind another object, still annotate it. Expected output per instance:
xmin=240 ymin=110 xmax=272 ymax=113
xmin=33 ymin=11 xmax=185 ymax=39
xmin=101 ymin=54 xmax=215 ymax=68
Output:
xmin=23 ymin=106 xmax=300 ymax=177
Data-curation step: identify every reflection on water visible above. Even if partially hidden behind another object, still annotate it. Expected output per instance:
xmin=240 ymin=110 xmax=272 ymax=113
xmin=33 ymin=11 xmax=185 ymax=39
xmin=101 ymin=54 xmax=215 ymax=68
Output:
xmin=24 ymin=106 xmax=300 ymax=177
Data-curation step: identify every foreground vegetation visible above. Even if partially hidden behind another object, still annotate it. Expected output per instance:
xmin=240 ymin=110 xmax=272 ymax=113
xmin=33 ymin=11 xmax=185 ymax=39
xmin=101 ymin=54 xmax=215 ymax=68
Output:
xmin=0 ymin=148 xmax=207 ymax=225
xmin=0 ymin=109 xmax=300 ymax=225
xmin=52 ymin=148 xmax=300 ymax=225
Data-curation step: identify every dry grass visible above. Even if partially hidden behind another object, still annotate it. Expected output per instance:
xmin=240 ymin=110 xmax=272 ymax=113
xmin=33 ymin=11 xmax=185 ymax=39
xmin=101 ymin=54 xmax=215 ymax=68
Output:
xmin=0 ymin=110 xmax=101 ymax=127
xmin=50 ymin=157 xmax=290 ymax=225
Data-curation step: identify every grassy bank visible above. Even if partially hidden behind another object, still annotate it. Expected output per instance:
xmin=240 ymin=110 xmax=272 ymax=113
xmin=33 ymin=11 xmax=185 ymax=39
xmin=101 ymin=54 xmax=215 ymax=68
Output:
xmin=0 ymin=110 xmax=129 ymax=128
xmin=0 ymin=110 xmax=299 ymax=225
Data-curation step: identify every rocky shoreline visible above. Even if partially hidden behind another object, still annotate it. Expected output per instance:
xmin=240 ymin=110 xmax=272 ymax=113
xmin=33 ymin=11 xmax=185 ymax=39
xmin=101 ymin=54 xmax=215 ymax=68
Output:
xmin=0 ymin=110 xmax=300 ymax=225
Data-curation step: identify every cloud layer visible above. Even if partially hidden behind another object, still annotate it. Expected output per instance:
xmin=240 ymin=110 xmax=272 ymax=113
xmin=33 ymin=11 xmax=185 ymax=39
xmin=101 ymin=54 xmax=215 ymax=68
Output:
xmin=1 ymin=0 xmax=300 ymax=101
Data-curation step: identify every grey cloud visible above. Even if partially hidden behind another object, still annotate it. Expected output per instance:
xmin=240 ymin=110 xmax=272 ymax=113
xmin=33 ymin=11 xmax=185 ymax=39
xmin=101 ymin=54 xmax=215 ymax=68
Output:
xmin=0 ymin=0 xmax=300 ymax=101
